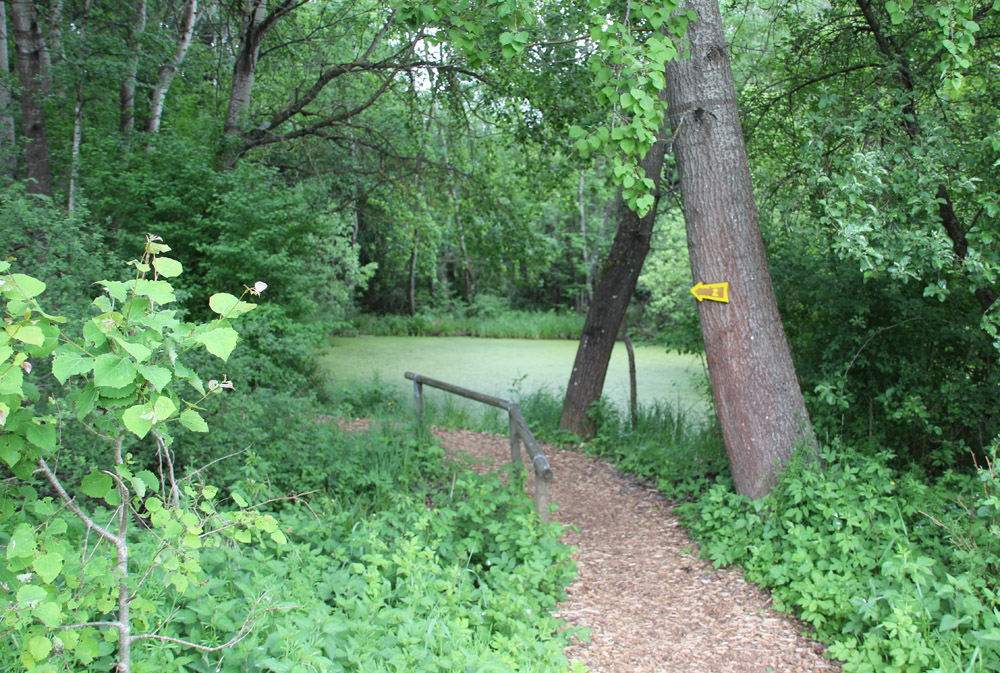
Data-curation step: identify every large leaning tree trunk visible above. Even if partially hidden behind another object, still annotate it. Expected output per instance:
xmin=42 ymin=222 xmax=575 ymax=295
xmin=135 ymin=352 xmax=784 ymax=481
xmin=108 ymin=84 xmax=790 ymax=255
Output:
xmin=665 ymin=0 xmax=816 ymax=498
xmin=8 ymin=0 xmax=52 ymax=196
xmin=559 ymin=112 xmax=669 ymax=438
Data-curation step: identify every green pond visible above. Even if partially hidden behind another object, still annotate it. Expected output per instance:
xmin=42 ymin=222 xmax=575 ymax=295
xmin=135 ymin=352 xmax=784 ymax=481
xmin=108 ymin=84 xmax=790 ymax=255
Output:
xmin=320 ymin=336 xmax=708 ymax=413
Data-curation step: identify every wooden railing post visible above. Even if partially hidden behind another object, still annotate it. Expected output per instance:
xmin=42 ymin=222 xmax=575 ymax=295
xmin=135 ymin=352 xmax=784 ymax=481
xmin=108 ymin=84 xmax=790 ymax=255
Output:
xmin=509 ymin=406 xmax=522 ymax=467
xmin=404 ymin=372 xmax=554 ymax=525
xmin=412 ymin=378 xmax=424 ymax=427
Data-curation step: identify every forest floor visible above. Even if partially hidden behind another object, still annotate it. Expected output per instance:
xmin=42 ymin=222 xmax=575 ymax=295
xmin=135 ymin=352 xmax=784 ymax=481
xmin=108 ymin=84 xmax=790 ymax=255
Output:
xmin=433 ymin=427 xmax=843 ymax=673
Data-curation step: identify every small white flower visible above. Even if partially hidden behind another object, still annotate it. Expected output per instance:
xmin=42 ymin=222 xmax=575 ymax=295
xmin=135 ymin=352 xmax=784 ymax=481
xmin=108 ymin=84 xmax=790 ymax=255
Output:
xmin=248 ymin=281 xmax=267 ymax=297
xmin=208 ymin=378 xmax=235 ymax=393
xmin=21 ymin=361 xmax=32 ymax=374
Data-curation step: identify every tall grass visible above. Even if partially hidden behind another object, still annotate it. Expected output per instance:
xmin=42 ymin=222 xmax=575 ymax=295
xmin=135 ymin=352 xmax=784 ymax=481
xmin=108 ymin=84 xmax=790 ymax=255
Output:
xmin=348 ymin=309 xmax=584 ymax=339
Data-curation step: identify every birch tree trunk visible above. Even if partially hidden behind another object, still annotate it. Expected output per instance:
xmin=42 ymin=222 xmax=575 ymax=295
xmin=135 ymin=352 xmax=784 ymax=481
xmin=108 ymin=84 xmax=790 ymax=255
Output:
xmin=9 ymin=0 xmax=52 ymax=196
xmin=0 ymin=2 xmax=15 ymax=179
xmin=120 ymin=0 xmax=146 ymax=137
xmin=146 ymin=0 xmax=198 ymax=135
xmin=665 ymin=0 xmax=815 ymax=498
xmin=224 ymin=0 xmax=269 ymax=136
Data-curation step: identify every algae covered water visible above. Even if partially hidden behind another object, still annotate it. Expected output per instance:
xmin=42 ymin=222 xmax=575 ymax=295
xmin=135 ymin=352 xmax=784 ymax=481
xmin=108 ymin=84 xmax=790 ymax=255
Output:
xmin=320 ymin=336 xmax=707 ymax=414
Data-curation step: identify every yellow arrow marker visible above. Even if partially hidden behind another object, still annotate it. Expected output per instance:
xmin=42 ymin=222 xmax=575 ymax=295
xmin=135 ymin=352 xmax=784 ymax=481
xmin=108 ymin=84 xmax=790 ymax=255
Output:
xmin=690 ymin=282 xmax=729 ymax=303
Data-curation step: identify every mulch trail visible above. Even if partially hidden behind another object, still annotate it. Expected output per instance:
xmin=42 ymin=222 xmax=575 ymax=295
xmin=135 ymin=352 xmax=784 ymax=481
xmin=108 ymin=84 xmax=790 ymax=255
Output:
xmin=432 ymin=427 xmax=842 ymax=673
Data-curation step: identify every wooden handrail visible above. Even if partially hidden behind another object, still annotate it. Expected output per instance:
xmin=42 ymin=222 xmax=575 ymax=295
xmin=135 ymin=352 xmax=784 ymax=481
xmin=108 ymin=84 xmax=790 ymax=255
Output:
xmin=405 ymin=371 xmax=554 ymax=523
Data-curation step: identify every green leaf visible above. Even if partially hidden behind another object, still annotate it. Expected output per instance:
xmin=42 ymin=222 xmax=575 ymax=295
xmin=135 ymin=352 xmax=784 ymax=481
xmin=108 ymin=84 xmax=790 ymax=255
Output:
xmin=28 ymin=636 xmax=52 ymax=662
xmin=195 ymin=327 xmax=240 ymax=361
xmin=208 ymin=293 xmax=257 ymax=317
xmin=0 ymin=433 xmax=26 ymax=468
xmin=0 ymin=363 xmax=23 ymax=395
xmin=180 ymin=409 xmax=209 ymax=433
xmin=6 ymin=323 xmax=44 ymax=346
xmin=122 ymin=404 xmax=153 ymax=439
xmin=137 ymin=470 xmax=159 ymax=492
xmin=16 ymin=584 xmax=46 ymax=605
xmin=93 ymin=352 xmax=138 ymax=389
xmin=152 ymin=256 xmax=183 ymax=278
xmin=32 ymin=553 xmax=63 ymax=583
xmin=33 ymin=601 xmax=62 ymax=627
xmin=153 ymin=395 xmax=177 ymax=421
xmin=136 ymin=363 xmax=172 ymax=391
xmin=133 ymin=279 xmax=176 ymax=304
xmin=111 ymin=335 xmax=152 ymax=363
xmin=98 ymin=280 xmax=129 ymax=302
xmin=7 ymin=523 xmax=36 ymax=559
xmin=1 ymin=273 xmax=46 ymax=299
xmin=80 ymin=471 xmax=113 ymax=501
xmin=52 ymin=347 xmax=94 ymax=384
xmin=83 ymin=320 xmax=107 ymax=348
xmin=26 ymin=423 xmax=56 ymax=452
xmin=74 ymin=383 xmax=98 ymax=419
xmin=76 ymin=637 xmax=100 ymax=664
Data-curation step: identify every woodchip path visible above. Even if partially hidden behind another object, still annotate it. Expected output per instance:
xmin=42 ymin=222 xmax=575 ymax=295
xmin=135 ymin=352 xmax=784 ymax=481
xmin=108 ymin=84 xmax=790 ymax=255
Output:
xmin=433 ymin=427 xmax=843 ymax=673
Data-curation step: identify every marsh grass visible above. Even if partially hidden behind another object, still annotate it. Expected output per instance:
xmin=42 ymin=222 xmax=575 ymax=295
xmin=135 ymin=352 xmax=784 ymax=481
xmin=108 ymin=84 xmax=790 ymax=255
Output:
xmin=348 ymin=309 xmax=584 ymax=340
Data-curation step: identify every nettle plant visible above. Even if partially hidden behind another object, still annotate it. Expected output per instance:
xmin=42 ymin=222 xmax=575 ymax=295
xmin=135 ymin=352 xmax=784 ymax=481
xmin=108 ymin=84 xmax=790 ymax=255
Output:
xmin=1 ymin=236 xmax=285 ymax=672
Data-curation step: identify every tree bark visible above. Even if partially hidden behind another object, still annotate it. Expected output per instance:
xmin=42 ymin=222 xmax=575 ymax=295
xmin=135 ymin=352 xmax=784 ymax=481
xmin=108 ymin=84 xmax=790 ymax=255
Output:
xmin=146 ymin=0 xmax=199 ymax=135
xmin=225 ymin=0 xmax=289 ymax=136
xmin=0 ymin=2 xmax=15 ymax=179
xmin=560 ymin=114 xmax=668 ymax=438
xmin=665 ymin=0 xmax=815 ymax=498
xmin=8 ymin=0 xmax=52 ymax=196
xmin=409 ymin=230 xmax=419 ymax=317
xmin=120 ymin=0 xmax=146 ymax=138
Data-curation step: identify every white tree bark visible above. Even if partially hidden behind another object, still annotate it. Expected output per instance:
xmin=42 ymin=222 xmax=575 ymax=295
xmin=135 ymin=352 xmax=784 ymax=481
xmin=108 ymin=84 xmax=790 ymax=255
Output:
xmin=120 ymin=0 xmax=146 ymax=137
xmin=146 ymin=0 xmax=199 ymax=135
xmin=0 ymin=2 xmax=16 ymax=178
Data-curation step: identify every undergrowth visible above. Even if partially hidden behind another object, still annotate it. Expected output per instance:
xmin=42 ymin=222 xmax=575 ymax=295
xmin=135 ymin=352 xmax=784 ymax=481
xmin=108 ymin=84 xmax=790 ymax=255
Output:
xmin=679 ymin=441 xmax=1000 ymax=673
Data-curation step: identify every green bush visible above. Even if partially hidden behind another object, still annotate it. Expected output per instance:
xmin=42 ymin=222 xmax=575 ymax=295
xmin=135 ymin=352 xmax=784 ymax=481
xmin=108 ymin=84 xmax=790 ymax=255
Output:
xmin=679 ymin=442 xmax=1000 ymax=673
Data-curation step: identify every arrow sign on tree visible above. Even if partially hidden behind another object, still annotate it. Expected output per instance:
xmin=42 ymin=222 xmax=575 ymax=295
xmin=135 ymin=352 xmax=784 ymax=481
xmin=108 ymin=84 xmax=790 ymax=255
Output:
xmin=690 ymin=282 xmax=729 ymax=303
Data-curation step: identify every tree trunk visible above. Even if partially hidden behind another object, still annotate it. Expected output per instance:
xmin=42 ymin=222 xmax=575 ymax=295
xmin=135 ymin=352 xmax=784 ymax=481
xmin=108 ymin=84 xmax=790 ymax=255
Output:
xmin=146 ymin=0 xmax=198 ymax=135
xmin=409 ymin=230 xmax=419 ymax=317
xmin=67 ymin=76 xmax=83 ymax=211
xmin=578 ymin=171 xmax=593 ymax=304
xmin=0 ymin=2 xmax=16 ymax=179
xmin=665 ymin=0 xmax=815 ymax=498
xmin=560 ymin=116 xmax=668 ymax=438
xmin=120 ymin=0 xmax=146 ymax=138
xmin=224 ymin=0 xmax=269 ymax=136
xmin=8 ymin=0 xmax=52 ymax=196
xmin=621 ymin=313 xmax=637 ymax=423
